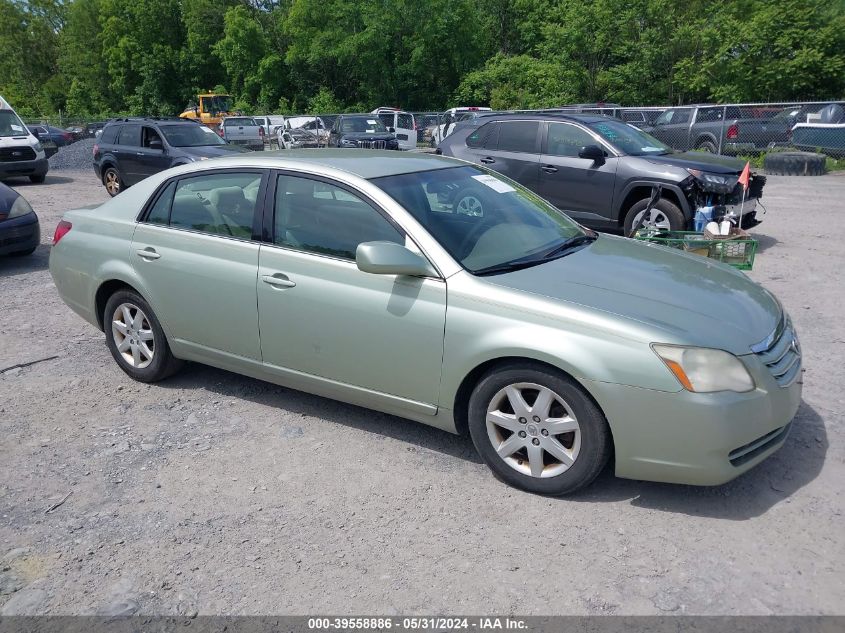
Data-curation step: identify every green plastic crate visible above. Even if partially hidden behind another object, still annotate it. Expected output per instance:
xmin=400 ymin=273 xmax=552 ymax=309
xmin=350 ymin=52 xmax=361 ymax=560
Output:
xmin=633 ymin=229 xmax=758 ymax=270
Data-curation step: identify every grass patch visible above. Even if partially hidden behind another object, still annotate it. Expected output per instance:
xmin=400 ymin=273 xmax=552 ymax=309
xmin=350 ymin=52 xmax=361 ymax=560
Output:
xmin=736 ymin=149 xmax=845 ymax=173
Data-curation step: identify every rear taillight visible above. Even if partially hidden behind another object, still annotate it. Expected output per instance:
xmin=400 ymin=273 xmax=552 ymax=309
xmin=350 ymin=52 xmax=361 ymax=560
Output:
xmin=53 ymin=220 xmax=72 ymax=245
xmin=92 ymin=143 xmax=99 ymax=156
xmin=727 ymin=124 xmax=739 ymax=139
xmin=63 ymin=132 xmax=72 ymax=141
xmin=258 ymin=127 xmax=265 ymax=137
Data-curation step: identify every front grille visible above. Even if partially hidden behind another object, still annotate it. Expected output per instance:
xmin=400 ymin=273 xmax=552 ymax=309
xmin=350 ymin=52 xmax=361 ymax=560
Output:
xmin=751 ymin=314 xmax=801 ymax=387
xmin=0 ymin=146 xmax=36 ymax=162
xmin=729 ymin=422 xmax=792 ymax=466
xmin=359 ymin=140 xmax=386 ymax=149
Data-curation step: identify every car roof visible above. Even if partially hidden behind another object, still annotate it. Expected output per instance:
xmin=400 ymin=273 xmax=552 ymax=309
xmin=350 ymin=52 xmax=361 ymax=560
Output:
xmin=473 ymin=112 xmax=614 ymax=124
xmin=179 ymin=149 xmax=464 ymax=179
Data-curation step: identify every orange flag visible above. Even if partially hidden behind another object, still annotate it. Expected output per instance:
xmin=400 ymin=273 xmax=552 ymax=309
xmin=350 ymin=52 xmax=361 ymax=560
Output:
xmin=738 ymin=161 xmax=751 ymax=190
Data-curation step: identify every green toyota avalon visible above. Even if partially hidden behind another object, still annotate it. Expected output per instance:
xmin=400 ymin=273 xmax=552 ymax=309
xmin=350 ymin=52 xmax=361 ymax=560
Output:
xmin=49 ymin=150 xmax=802 ymax=495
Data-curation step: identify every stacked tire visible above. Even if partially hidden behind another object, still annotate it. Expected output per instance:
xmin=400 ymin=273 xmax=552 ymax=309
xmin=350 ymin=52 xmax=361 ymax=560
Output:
xmin=763 ymin=151 xmax=826 ymax=176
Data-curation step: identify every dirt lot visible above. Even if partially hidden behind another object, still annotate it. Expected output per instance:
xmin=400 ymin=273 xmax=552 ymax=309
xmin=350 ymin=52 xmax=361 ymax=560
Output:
xmin=0 ymin=169 xmax=843 ymax=616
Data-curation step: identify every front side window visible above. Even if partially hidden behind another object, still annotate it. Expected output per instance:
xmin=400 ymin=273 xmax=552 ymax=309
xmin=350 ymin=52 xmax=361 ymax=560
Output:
xmin=546 ymin=122 xmax=598 ymax=157
xmin=588 ymin=120 xmax=670 ymax=156
xmin=372 ymin=165 xmax=585 ymax=274
xmin=273 ymin=175 xmax=403 ymax=260
xmin=142 ymin=126 xmax=163 ymax=148
xmin=150 ymin=171 xmax=262 ymax=239
xmin=497 ymin=121 xmax=539 ymax=153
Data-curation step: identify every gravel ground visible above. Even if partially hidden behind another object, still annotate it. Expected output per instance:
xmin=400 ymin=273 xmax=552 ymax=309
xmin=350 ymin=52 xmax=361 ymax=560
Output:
xmin=0 ymin=169 xmax=843 ymax=616
xmin=48 ymin=139 xmax=96 ymax=171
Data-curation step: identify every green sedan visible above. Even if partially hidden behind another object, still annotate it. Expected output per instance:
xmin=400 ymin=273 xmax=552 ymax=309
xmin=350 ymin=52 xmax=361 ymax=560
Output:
xmin=49 ymin=150 xmax=802 ymax=495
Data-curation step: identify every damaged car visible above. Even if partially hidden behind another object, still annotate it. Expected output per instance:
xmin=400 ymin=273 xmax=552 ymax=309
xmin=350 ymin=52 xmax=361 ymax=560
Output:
xmin=437 ymin=113 xmax=764 ymax=235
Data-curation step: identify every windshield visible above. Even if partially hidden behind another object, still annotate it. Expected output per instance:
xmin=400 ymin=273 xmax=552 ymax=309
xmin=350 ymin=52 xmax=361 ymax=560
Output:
xmin=0 ymin=110 xmax=29 ymax=138
xmin=211 ymin=95 xmax=232 ymax=113
xmin=159 ymin=124 xmax=226 ymax=147
xmin=372 ymin=165 xmax=586 ymax=274
xmin=589 ymin=120 xmax=670 ymax=156
xmin=340 ymin=117 xmax=388 ymax=134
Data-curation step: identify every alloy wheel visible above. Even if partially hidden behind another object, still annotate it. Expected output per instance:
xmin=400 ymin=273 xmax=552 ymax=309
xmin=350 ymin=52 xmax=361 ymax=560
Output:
xmin=485 ymin=382 xmax=581 ymax=478
xmin=632 ymin=208 xmax=671 ymax=232
xmin=111 ymin=303 xmax=155 ymax=369
xmin=104 ymin=170 xmax=121 ymax=196
xmin=455 ymin=195 xmax=483 ymax=216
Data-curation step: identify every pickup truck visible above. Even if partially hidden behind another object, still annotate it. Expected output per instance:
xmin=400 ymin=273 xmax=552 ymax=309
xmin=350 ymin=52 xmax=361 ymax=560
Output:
xmin=217 ymin=116 xmax=264 ymax=151
xmin=643 ymin=105 xmax=791 ymax=155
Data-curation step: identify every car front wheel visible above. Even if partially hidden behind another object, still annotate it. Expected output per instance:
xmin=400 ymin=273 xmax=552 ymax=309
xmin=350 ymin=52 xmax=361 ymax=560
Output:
xmin=103 ymin=290 xmax=182 ymax=382
xmin=468 ymin=363 xmax=611 ymax=495
xmin=103 ymin=167 xmax=123 ymax=197
xmin=624 ymin=197 xmax=686 ymax=236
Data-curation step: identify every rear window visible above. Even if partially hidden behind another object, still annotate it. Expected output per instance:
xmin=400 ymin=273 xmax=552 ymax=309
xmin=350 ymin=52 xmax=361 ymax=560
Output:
xmin=100 ymin=125 xmax=120 ymax=144
xmin=496 ymin=121 xmax=539 ymax=153
xmin=224 ymin=117 xmax=257 ymax=126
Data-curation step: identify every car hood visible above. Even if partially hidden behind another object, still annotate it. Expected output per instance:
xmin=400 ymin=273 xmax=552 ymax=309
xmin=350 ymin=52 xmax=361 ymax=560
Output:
xmin=642 ymin=151 xmax=747 ymax=174
xmin=483 ymin=234 xmax=779 ymax=354
xmin=180 ymin=144 xmax=250 ymax=157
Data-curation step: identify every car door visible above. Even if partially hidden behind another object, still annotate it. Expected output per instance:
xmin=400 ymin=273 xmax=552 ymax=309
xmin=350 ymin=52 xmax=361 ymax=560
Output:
xmin=536 ymin=121 xmax=618 ymax=225
xmin=131 ymin=169 xmax=267 ymax=361
xmin=132 ymin=126 xmax=170 ymax=180
xmin=113 ymin=124 xmax=142 ymax=183
xmin=256 ymin=172 xmax=447 ymax=409
xmin=393 ymin=112 xmax=416 ymax=150
xmin=471 ymin=120 xmax=541 ymax=192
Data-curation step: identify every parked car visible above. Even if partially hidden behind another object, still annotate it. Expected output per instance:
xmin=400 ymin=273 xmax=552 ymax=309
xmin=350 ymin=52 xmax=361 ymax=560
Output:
xmin=26 ymin=124 xmax=74 ymax=147
xmin=253 ymin=115 xmax=287 ymax=141
xmin=791 ymin=103 xmax=845 ymax=158
xmin=84 ymin=121 xmax=106 ymax=138
xmin=643 ymin=105 xmax=791 ymax=154
xmin=24 ymin=125 xmax=58 ymax=158
xmin=217 ymin=116 xmax=265 ymax=151
xmin=431 ymin=107 xmax=493 ymax=146
xmin=328 ymin=115 xmax=399 ymax=149
xmin=276 ymin=125 xmax=321 ymax=150
xmin=93 ymin=117 xmax=249 ymax=196
xmin=285 ymin=116 xmax=330 ymax=145
xmin=0 ymin=181 xmax=39 ymax=256
xmin=0 ymin=95 xmax=49 ymax=184
xmin=65 ymin=126 xmax=85 ymax=142
xmin=371 ymin=107 xmax=416 ymax=150
xmin=49 ymin=150 xmax=801 ymax=495
xmin=619 ymin=108 xmax=666 ymax=128
xmin=437 ymin=112 xmax=765 ymax=234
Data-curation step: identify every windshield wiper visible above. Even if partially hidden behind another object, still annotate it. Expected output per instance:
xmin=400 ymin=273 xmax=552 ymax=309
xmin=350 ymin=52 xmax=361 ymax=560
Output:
xmin=541 ymin=233 xmax=598 ymax=260
xmin=473 ymin=259 xmax=549 ymax=276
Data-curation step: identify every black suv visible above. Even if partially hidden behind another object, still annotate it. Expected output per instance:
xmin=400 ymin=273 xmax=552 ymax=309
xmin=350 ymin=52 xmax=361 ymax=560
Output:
xmin=328 ymin=114 xmax=399 ymax=150
xmin=93 ymin=117 xmax=248 ymax=196
xmin=438 ymin=113 xmax=765 ymax=234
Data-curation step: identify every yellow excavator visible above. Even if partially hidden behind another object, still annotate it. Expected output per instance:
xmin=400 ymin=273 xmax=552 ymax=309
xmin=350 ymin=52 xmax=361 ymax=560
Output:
xmin=179 ymin=93 xmax=237 ymax=128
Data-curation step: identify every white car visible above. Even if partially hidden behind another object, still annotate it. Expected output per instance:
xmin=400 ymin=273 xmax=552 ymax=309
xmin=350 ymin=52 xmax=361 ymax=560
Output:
xmin=0 ymin=95 xmax=49 ymax=183
xmin=432 ymin=107 xmax=492 ymax=146
xmin=371 ymin=107 xmax=416 ymax=150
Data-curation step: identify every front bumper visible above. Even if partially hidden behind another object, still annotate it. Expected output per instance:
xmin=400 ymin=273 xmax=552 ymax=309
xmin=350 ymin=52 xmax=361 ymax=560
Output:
xmin=0 ymin=157 xmax=48 ymax=179
xmin=0 ymin=211 xmax=40 ymax=255
xmin=582 ymin=354 xmax=802 ymax=486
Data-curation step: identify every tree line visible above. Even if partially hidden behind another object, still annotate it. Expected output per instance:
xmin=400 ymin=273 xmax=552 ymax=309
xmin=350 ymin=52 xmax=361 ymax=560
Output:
xmin=2 ymin=0 xmax=844 ymax=120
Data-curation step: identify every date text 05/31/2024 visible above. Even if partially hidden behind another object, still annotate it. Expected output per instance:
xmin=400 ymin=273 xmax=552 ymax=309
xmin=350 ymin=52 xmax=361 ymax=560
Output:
xmin=307 ymin=617 xmax=528 ymax=630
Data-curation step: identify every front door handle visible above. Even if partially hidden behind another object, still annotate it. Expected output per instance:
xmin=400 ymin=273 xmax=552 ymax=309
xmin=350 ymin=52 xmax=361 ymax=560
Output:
xmin=479 ymin=156 xmax=495 ymax=164
xmin=262 ymin=273 xmax=296 ymax=288
xmin=541 ymin=165 xmax=559 ymax=173
xmin=136 ymin=247 xmax=160 ymax=260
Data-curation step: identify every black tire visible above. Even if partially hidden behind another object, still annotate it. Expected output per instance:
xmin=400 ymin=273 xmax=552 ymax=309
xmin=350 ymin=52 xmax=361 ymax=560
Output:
xmin=763 ymin=151 xmax=826 ymax=176
xmin=623 ymin=197 xmax=686 ymax=236
xmin=467 ymin=362 xmax=612 ymax=496
xmin=103 ymin=289 xmax=183 ymax=383
xmin=29 ymin=174 xmax=46 ymax=184
xmin=696 ymin=139 xmax=717 ymax=153
xmin=102 ymin=166 xmax=123 ymax=197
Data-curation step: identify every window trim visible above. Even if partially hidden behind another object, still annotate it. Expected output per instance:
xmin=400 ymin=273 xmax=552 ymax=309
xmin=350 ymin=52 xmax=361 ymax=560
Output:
xmin=262 ymin=169 xmax=411 ymax=264
xmin=136 ymin=167 xmax=269 ymax=243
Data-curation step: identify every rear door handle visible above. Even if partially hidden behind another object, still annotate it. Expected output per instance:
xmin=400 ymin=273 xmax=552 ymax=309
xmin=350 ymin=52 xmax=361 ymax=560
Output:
xmin=136 ymin=247 xmax=160 ymax=260
xmin=541 ymin=165 xmax=558 ymax=173
xmin=262 ymin=273 xmax=296 ymax=288
xmin=479 ymin=156 xmax=495 ymax=164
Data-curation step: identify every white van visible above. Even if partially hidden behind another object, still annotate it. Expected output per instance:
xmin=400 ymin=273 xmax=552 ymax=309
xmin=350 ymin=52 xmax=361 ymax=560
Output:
xmin=371 ymin=107 xmax=416 ymax=150
xmin=0 ymin=96 xmax=49 ymax=183
xmin=432 ymin=107 xmax=492 ymax=146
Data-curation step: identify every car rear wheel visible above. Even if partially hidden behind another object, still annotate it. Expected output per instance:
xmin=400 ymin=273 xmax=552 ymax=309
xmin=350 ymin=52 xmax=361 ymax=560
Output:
xmin=624 ymin=197 xmax=686 ymax=236
xmin=29 ymin=174 xmax=46 ymax=184
xmin=468 ymin=363 xmax=611 ymax=495
xmin=103 ymin=167 xmax=123 ymax=197
xmin=103 ymin=290 xmax=182 ymax=382
xmin=696 ymin=140 xmax=717 ymax=153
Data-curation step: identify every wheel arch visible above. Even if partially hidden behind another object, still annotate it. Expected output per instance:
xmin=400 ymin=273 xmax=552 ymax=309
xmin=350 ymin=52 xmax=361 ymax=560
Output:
xmin=693 ymin=133 xmax=718 ymax=149
xmin=616 ymin=181 xmax=691 ymax=227
xmin=95 ymin=279 xmax=144 ymax=331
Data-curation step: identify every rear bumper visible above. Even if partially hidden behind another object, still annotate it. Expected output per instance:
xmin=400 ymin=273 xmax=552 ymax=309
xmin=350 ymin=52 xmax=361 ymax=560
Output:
xmin=0 ymin=157 xmax=48 ymax=179
xmin=581 ymin=355 xmax=802 ymax=486
xmin=0 ymin=211 xmax=40 ymax=255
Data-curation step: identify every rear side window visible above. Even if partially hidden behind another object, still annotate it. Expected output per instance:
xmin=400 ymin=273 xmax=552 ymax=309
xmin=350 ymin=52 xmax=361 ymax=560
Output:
xmin=466 ymin=122 xmax=499 ymax=149
xmin=117 ymin=124 xmax=141 ymax=146
xmin=497 ymin=121 xmax=539 ymax=153
xmin=100 ymin=125 xmax=120 ymax=144
xmin=146 ymin=181 xmax=176 ymax=225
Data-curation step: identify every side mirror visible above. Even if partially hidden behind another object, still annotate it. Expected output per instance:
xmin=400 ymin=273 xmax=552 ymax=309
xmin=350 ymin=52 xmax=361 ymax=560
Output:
xmin=388 ymin=127 xmax=395 ymax=133
xmin=578 ymin=144 xmax=606 ymax=163
xmin=356 ymin=241 xmax=438 ymax=277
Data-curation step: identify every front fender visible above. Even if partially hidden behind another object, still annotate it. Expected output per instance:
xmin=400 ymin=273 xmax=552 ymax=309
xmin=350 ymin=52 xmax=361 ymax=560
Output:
xmin=617 ymin=178 xmax=693 ymax=218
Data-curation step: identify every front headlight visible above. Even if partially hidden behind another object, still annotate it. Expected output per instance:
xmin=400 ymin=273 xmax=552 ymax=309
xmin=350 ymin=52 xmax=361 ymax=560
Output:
xmin=652 ymin=344 xmax=755 ymax=393
xmin=34 ymin=141 xmax=44 ymax=153
xmin=6 ymin=195 xmax=35 ymax=220
xmin=686 ymin=169 xmax=737 ymax=189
